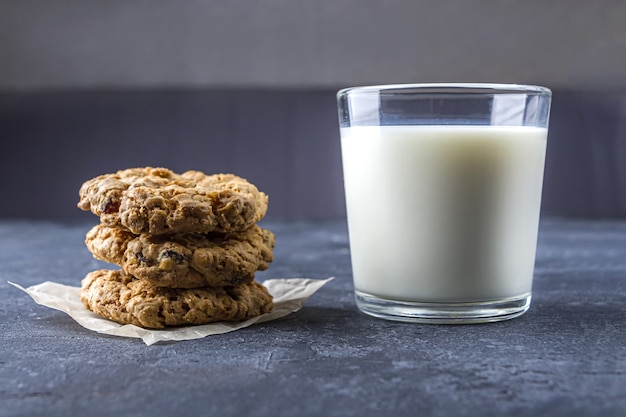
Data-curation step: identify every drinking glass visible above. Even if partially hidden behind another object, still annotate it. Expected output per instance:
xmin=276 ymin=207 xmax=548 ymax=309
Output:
xmin=337 ymin=83 xmax=552 ymax=323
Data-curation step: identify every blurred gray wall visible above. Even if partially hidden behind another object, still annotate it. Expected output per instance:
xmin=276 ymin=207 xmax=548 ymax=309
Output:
xmin=1 ymin=1 xmax=626 ymax=220
xmin=1 ymin=1 xmax=625 ymax=90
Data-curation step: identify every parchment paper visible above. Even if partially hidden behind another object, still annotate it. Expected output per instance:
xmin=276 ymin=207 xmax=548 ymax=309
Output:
xmin=9 ymin=277 xmax=333 ymax=345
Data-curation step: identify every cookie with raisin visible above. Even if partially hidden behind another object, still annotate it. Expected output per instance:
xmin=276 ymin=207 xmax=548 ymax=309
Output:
xmin=80 ymin=269 xmax=274 ymax=329
xmin=85 ymin=224 xmax=275 ymax=289
xmin=78 ymin=167 xmax=268 ymax=235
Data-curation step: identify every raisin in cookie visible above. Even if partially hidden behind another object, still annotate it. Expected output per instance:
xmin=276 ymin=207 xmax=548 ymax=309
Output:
xmin=85 ymin=224 xmax=275 ymax=289
xmin=78 ymin=167 xmax=268 ymax=235
xmin=80 ymin=269 xmax=274 ymax=329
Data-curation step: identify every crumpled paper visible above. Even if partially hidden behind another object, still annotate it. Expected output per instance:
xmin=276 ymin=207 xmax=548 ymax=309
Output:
xmin=9 ymin=277 xmax=333 ymax=345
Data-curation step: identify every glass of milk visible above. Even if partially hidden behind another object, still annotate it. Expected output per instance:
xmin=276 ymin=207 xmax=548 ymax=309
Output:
xmin=337 ymin=83 xmax=552 ymax=323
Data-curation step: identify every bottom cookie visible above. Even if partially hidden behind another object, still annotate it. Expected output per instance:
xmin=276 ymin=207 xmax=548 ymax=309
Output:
xmin=80 ymin=269 xmax=274 ymax=329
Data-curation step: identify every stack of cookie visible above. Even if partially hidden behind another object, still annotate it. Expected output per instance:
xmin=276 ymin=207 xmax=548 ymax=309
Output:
xmin=76 ymin=167 xmax=275 ymax=329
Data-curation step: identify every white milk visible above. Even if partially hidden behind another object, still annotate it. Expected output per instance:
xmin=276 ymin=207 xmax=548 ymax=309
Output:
xmin=340 ymin=125 xmax=547 ymax=302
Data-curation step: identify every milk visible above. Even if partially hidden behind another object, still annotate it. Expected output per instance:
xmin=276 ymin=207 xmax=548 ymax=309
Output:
xmin=340 ymin=125 xmax=547 ymax=302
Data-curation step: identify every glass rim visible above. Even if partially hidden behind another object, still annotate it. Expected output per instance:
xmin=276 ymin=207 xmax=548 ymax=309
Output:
xmin=337 ymin=83 xmax=552 ymax=97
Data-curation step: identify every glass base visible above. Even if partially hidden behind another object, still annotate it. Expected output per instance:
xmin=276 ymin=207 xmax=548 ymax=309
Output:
xmin=355 ymin=290 xmax=531 ymax=324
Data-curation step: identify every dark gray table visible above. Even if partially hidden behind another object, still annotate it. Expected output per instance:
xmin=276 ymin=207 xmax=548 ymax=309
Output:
xmin=1 ymin=218 xmax=624 ymax=417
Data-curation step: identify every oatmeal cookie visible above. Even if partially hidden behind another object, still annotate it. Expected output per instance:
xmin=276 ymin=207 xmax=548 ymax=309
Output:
xmin=78 ymin=167 xmax=268 ymax=235
xmin=80 ymin=269 xmax=274 ymax=329
xmin=85 ymin=224 xmax=275 ymax=288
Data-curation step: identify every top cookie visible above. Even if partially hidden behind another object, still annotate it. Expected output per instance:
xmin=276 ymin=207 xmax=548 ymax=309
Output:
xmin=78 ymin=167 xmax=268 ymax=235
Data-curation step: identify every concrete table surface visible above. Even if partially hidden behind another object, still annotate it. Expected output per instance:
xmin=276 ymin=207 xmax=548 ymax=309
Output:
xmin=0 ymin=218 xmax=624 ymax=417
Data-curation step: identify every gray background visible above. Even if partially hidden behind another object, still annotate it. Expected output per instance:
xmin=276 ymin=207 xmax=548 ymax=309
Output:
xmin=1 ymin=0 xmax=626 ymax=220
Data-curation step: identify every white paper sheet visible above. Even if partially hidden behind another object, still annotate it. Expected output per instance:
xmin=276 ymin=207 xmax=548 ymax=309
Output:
xmin=9 ymin=277 xmax=333 ymax=345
